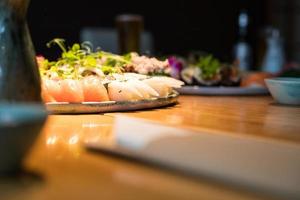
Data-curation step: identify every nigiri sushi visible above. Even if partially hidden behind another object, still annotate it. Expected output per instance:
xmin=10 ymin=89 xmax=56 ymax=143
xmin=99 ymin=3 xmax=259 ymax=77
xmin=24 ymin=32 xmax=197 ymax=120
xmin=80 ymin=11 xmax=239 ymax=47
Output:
xmin=82 ymin=76 xmax=109 ymax=102
xmin=143 ymin=77 xmax=184 ymax=97
xmin=126 ymin=79 xmax=159 ymax=99
xmin=42 ymin=79 xmax=64 ymax=102
xmin=59 ymin=79 xmax=84 ymax=103
xmin=108 ymin=81 xmax=143 ymax=101
xmin=148 ymin=76 xmax=184 ymax=88
xmin=41 ymin=80 xmax=56 ymax=103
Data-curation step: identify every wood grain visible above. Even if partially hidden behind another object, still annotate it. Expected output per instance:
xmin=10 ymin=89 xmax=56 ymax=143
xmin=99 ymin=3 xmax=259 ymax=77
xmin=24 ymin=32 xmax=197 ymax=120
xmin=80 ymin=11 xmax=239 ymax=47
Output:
xmin=108 ymin=96 xmax=300 ymax=143
xmin=1 ymin=96 xmax=299 ymax=200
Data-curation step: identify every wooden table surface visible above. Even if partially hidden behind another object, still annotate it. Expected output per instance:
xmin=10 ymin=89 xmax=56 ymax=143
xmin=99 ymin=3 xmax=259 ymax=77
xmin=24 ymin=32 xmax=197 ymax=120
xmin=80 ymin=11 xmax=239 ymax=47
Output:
xmin=1 ymin=96 xmax=299 ymax=200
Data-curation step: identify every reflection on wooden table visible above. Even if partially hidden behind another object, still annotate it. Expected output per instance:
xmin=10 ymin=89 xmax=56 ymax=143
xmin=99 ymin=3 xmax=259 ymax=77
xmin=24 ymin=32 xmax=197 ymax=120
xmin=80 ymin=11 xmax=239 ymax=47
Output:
xmin=0 ymin=96 xmax=299 ymax=200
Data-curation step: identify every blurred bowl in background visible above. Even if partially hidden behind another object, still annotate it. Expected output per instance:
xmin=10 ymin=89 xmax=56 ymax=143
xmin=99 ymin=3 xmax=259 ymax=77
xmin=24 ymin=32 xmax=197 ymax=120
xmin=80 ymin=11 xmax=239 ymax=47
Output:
xmin=265 ymin=78 xmax=300 ymax=105
xmin=0 ymin=103 xmax=47 ymax=174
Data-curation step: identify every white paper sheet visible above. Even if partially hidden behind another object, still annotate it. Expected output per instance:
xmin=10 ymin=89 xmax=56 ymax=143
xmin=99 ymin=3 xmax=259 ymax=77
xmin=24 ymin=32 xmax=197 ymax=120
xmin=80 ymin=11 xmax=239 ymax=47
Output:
xmin=86 ymin=115 xmax=300 ymax=199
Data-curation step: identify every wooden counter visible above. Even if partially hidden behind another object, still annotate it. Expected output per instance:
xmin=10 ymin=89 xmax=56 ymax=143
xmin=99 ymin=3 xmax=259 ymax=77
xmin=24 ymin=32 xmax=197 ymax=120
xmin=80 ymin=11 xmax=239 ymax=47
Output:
xmin=1 ymin=96 xmax=299 ymax=200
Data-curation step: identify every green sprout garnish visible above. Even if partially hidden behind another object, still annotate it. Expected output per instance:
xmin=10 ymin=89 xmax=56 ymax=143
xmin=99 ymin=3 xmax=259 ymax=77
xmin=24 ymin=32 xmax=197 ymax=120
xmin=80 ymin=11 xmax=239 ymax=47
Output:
xmin=195 ymin=55 xmax=220 ymax=79
xmin=40 ymin=38 xmax=134 ymax=79
xmin=47 ymin=38 xmax=67 ymax=53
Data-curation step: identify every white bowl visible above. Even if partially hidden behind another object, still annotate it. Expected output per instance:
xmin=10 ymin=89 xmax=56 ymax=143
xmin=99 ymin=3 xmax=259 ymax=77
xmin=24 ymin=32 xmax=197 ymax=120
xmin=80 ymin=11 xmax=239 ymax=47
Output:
xmin=265 ymin=78 xmax=300 ymax=105
xmin=0 ymin=103 xmax=47 ymax=174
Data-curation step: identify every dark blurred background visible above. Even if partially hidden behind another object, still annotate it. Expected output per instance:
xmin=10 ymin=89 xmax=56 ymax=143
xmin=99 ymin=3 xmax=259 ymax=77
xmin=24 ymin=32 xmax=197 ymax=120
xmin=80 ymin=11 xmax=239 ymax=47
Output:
xmin=27 ymin=0 xmax=299 ymax=68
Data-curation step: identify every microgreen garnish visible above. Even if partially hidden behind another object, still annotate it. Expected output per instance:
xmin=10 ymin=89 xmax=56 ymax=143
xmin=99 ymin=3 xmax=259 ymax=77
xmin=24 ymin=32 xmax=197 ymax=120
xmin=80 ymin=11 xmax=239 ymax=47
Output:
xmin=195 ymin=55 xmax=221 ymax=79
xmin=39 ymin=38 xmax=134 ymax=79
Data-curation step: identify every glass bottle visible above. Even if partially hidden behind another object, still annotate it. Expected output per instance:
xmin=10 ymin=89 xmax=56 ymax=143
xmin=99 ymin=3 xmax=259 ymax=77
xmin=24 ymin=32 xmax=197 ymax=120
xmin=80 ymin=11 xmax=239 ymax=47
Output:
xmin=261 ymin=28 xmax=285 ymax=73
xmin=233 ymin=10 xmax=252 ymax=71
xmin=0 ymin=0 xmax=41 ymax=102
xmin=115 ymin=14 xmax=143 ymax=54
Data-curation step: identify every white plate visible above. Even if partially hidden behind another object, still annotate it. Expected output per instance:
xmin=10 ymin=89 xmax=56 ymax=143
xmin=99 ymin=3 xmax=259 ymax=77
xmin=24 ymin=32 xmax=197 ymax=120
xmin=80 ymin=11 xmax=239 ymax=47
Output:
xmin=176 ymin=86 xmax=269 ymax=96
xmin=46 ymin=92 xmax=179 ymax=114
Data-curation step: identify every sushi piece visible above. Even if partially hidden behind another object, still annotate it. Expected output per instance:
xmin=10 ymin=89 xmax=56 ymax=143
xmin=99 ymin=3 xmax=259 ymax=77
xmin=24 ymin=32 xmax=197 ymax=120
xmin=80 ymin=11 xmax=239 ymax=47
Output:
xmin=42 ymin=79 xmax=65 ymax=102
xmin=241 ymin=72 xmax=274 ymax=88
xmin=123 ymin=73 xmax=148 ymax=80
xmin=181 ymin=67 xmax=195 ymax=85
xmin=220 ymin=64 xmax=241 ymax=86
xmin=143 ymin=78 xmax=174 ymax=97
xmin=41 ymin=90 xmax=56 ymax=103
xmin=82 ymin=76 xmax=109 ymax=102
xmin=143 ymin=76 xmax=184 ymax=97
xmin=149 ymin=76 xmax=184 ymax=88
xmin=60 ymin=79 xmax=84 ymax=103
xmin=126 ymin=79 xmax=159 ymax=99
xmin=108 ymin=81 xmax=143 ymax=101
xmin=41 ymin=80 xmax=56 ymax=103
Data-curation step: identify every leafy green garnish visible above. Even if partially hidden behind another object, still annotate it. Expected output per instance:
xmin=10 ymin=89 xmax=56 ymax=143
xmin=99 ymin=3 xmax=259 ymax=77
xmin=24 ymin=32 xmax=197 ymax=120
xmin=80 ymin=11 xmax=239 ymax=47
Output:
xmin=148 ymin=71 xmax=170 ymax=76
xmin=82 ymin=56 xmax=97 ymax=67
xmin=40 ymin=38 xmax=134 ymax=79
xmin=123 ymin=53 xmax=132 ymax=62
xmin=101 ymin=66 xmax=118 ymax=74
xmin=47 ymin=38 xmax=67 ymax=53
xmin=195 ymin=55 xmax=220 ymax=79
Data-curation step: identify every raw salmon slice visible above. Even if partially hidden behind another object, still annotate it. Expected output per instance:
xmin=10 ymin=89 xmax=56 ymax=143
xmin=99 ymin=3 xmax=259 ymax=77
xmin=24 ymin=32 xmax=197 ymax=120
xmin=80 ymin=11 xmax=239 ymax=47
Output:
xmin=43 ymin=79 xmax=65 ymax=102
xmin=41 ymin=81 xmax=56 ymax=103
xmin=60 ymin=79 xmax=84 ymax=103
xmin=82 ymin=76 xmax=109 ymax=102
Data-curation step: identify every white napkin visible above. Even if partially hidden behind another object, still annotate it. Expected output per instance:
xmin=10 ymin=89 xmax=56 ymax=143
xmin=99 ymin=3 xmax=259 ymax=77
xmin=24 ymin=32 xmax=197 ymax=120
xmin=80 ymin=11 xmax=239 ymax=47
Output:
xmin=113 ymin=115 xmax=191 ymax=150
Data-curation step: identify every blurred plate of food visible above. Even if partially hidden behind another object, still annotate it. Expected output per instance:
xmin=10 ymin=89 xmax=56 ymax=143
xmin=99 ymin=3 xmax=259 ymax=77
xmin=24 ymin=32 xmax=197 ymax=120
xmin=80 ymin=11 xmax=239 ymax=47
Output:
xmin=176 ymin=85 xmax=269 ymax=96
xmin=167 ymin=53 xmax=273 ymax=96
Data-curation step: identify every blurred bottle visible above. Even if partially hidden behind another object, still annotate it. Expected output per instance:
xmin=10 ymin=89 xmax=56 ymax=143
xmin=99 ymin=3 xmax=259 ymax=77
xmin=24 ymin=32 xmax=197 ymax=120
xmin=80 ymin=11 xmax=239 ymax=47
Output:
xmin=261 ymin=28 xmax=285 ymax=73
xmin=233 ymin=10 xmax=252 ymax=71
xmin=115 ymin=14 xmax=143 ymax=54
xmin=0 ymin=0 xmax=41 ymax=102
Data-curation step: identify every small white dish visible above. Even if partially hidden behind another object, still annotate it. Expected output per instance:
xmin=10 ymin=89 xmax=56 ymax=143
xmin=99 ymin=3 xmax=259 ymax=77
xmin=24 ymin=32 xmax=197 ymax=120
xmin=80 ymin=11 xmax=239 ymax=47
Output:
xmin=265 ymin=78 xmax=300 ymax=105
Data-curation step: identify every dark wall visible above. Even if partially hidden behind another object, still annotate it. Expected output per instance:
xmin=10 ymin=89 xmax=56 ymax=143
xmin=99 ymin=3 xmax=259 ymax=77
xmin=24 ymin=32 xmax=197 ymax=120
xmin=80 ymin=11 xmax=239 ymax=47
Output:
xmin=28 ymin=0 xmax=266 ymax=63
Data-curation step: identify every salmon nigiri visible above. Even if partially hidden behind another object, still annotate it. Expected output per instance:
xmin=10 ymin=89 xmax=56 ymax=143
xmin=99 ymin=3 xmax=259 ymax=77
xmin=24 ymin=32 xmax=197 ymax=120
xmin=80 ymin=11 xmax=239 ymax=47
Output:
xmin=41 ymin=80 xmax=56 ymax=103
xmin=82 ymin=76 xmax=109 ymax=102
xmin=42 ymin=79 xmax=65 ymax=102
xmin=60 ymin=79 xmax=84 ymax=103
